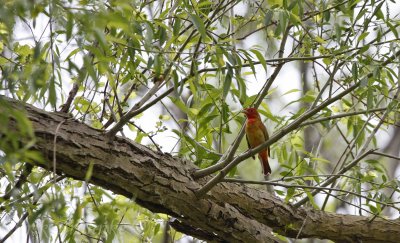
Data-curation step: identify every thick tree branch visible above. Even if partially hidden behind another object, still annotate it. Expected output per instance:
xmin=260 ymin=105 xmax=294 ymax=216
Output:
xmin=2 ymin=95 xmax=400 ymax=243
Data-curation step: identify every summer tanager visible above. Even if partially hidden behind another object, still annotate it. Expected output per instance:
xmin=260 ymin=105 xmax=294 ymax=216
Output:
xmin=242 ymin=108 xmax=271 ymax=175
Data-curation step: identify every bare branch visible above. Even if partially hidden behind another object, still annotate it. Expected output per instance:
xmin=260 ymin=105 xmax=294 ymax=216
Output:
xmin=105 ymin=78 xmax=164 ymax=139
xmin=195 ymin=80 xmax=361 ymax=197
xmin=59 ymin=82 xmax=79 ymax=113
xmin=222 ymin=178 xmax=400 ymax=210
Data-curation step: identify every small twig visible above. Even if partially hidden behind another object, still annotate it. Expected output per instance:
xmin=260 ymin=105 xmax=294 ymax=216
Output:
xmin=128 ymin=122 xmax=162 ymax=153
xmin=2 ymin=163 xmax=33 ymax=201
xmin=268 ymin=173 xmax=384 ymax=187
xmin=106 ymin=22 xmax=200 ymax=139
xmin=371 ymin=151 xmax=400 ymax=161
xmin=294 ymin=50 xmax=400 ymax=208
xmin=0 ymin=175 xmax=66 ymax=242
xmin=237 ymin=23 xmax=276 ymax=41
xmin=0 ymin=211 xmax=29 ymax=243
xmin=86 ymin=184 xmax=100 ymax=212
xmin=81 ymin=77 xmax=101 ymax=123
xmin=59 ymin=82 xmax=79 ymax=113
xmin=105 ymin=97 xmax=125 ymax=137
xmin=102 ymin=70 xmax=145 ymax=129
xmin=369 ymin=189 xmax=397 ymax=223
xmin=53 ymin=120 xmax=66 ymax=183
xmin=0 ymin=176 xmax=66 ymax=211
xmin=105 ymin=78 xmax=163 ymax=139
xmin=293 ymin=149 xmax=375 ymax=208
xmin=60 ymin=222 xmax=103 ymax=242
xmin=300 ymin=108 xmax=387 ymax=127
xmin=321 ymin=113 xmax=375 ymax=210
xmin=294 ymin=214 xmax=308 ymax=243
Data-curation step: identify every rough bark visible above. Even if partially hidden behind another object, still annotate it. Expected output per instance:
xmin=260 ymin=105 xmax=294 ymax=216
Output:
xmin=2 ymin=95 xmax=400 ymax=243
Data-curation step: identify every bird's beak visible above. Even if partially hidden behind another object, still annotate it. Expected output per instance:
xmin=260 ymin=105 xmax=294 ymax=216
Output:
xmin=241 ymin=109 xmax=248 ymax=115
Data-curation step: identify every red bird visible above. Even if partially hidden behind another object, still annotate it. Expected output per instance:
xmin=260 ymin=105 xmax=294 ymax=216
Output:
xmin=242 ymin=108 xmax=271 ymax=175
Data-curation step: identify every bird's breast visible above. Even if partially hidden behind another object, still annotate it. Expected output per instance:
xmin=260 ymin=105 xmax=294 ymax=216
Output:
xmin=245 ymin=120 xmax=266 ymax=147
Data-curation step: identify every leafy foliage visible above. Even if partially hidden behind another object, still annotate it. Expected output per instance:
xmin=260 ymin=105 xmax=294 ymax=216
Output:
xmin=1 ymin=0 xmax=400 ymax=241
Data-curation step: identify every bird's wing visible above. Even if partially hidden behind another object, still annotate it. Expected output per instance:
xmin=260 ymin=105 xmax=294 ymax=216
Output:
xmin=246 ymin=134 xmax=256 ymax=159
xmin=259 ymin=121 xmax=270 ymax=155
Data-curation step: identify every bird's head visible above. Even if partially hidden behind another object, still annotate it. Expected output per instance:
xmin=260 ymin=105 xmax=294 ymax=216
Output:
xmin=242 ymin=107 xmax=260 ymax=119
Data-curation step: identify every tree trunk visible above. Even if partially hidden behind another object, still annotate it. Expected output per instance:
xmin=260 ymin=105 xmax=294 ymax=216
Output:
xmin=2 ymin=95 xmax=400 ymax=243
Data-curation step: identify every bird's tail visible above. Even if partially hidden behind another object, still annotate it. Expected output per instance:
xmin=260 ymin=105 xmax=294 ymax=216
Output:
xmin=258 ymin=151 xmax=271 ymax=175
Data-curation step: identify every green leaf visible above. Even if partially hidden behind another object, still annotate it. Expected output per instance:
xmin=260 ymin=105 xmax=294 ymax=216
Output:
xmin=355 ymin=9 xmax=368 ymax=22
xmin=48 ymin=76 xmax=57 ymax=108
xmin=223 ymin=64 xmax=233 ymax=99
xmin=374 ymin=2 xmax=385 ymax=20
xmin=12 ymin=109 xmax=34 ymax=138
xmin=322 ymin=57 xmax=332 ymax=66
xmin=279 ymin=10 xmax=288 ymax=33
xmin=235 ymin=72 xmax=247 ymax=105
xmin=367 ymin=86 xmax=373 ymax=109
xmin=250 ymin=49 xmax=267 ymax=71
xmin=387 ymin=22 xmax=399 ymax=38
xmin=243 ymin=95 xmax=258 ymax=108
xmin=288 ymin=0 xmax=297 ymax=11
xmin=304 ymin=189 xmax=319 ymax=209
xmin=285 ymin=187 xmax=295 ymax=202
xmin=144 ymin=22 xmax=154 ymax=50
xmin=199 ymin=114 xmax=219 ymax=131
xmin=173 ymin=18 xmax=181 ymax=36
xmin=66 ymin=47 xmax=81 ymax=61
xmin=264 ymin=10 xmax=273 ymax=26
xmin=85 ymin=161 xmax=94 ymax=182
xmin=157 ymin=25 xmax=167 ymax=46
xmin=154 ymin=54 xmax=162 ymax=76
xmin=190 ymin=14 xmax=207 ymax=39
xmin=134 ymin=129 xmax=145 ymax=143
xmin=352 ymin=63 xmax=358 ymax=81
xmin=239 ymin=49 xmax=256 ymax=78
xmin=259 ymin=105 xmax=279 ymax=122
xmin=66 ymin=12 xmax=73 ymax=41
xmin=315 ymin=36 xmax=326 ymax=44
xmin=282 ymin=89 xmax=301 ymax=96
xmin=289 ymin=12 xmax=301 ymax=25
xmin=169 ymin=97 xmax=190 ymax=114
xmin=357 ymin=32 xmax=369 ymax=43
xmin=359 ymin=45 xmax=370 ymax=54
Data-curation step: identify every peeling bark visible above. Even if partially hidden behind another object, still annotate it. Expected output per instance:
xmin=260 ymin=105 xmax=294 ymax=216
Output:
xmin=2 ymin=95 xmax=400 ymax=243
